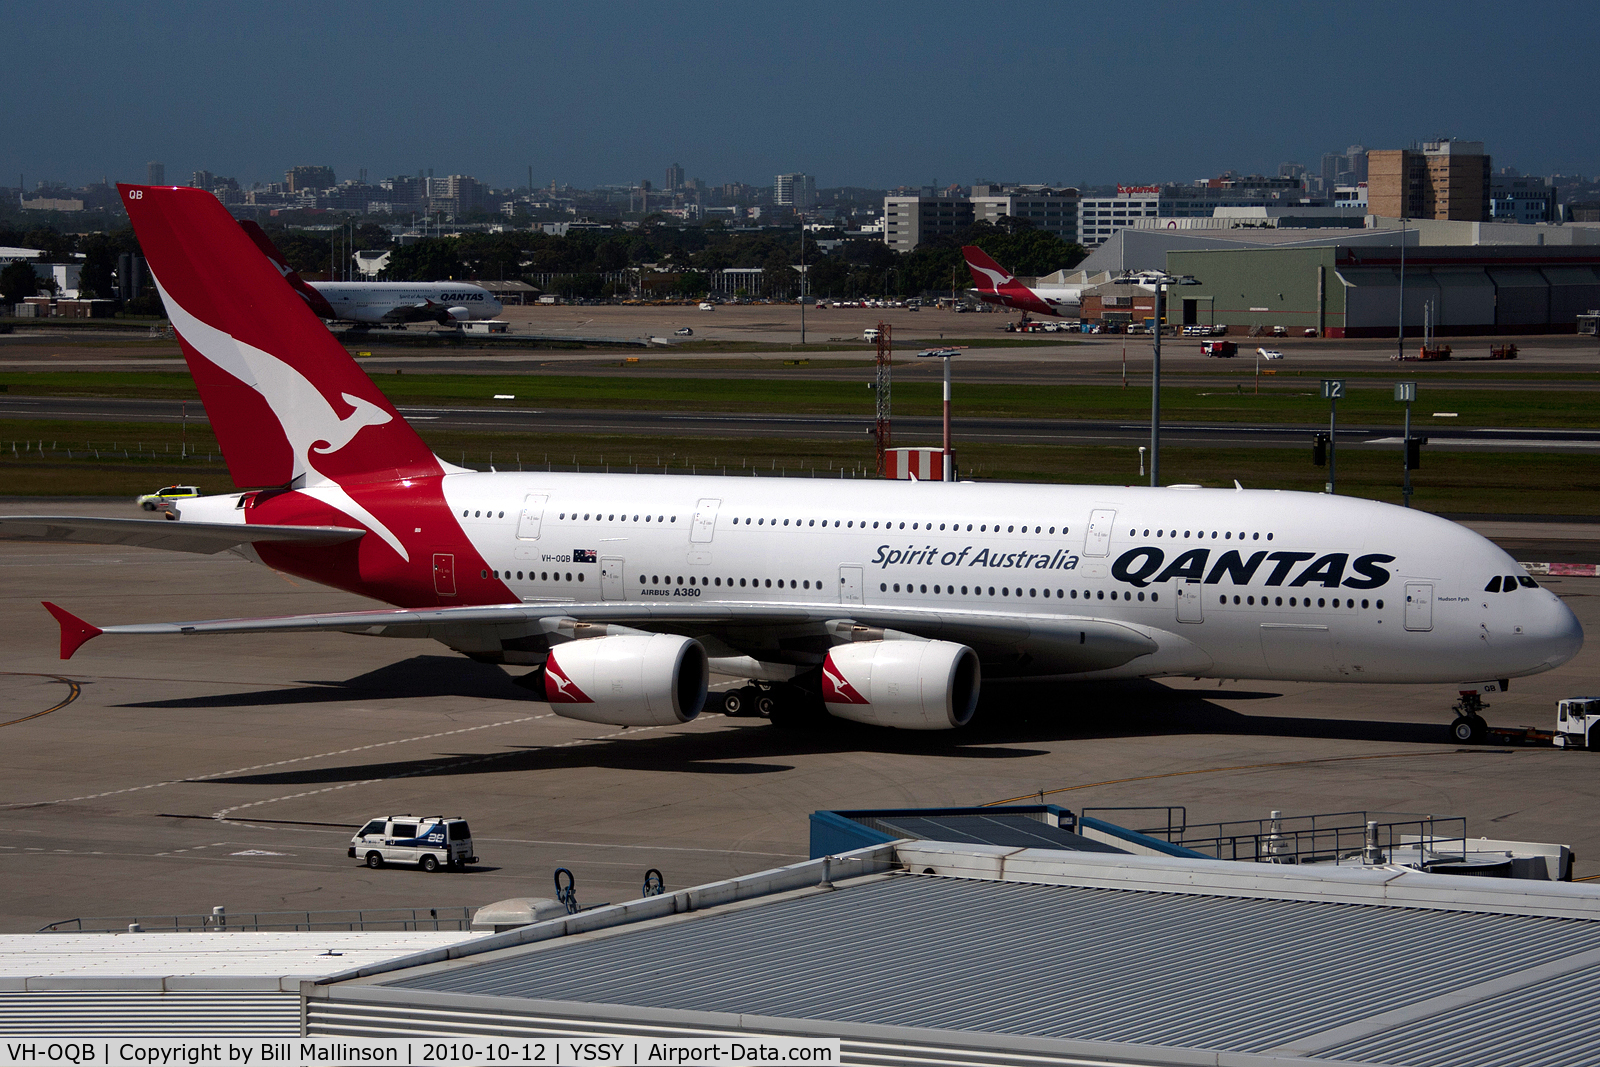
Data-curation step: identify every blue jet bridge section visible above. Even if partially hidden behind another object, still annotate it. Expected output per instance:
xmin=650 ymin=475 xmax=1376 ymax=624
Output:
xmin=810 ymin=805 xmax=1210 ymax=860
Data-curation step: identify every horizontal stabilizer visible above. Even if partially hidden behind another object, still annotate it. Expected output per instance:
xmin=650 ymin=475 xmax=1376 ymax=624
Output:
xmin=0 ymin=516 xmax=366 ymax=555
xmin=42 ymin=601 xmax=103 ymax=660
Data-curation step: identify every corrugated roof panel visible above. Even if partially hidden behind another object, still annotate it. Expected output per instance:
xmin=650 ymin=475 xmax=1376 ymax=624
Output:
xmin=869 ymin=815 xmax=1123 ymax=852
xmin=1321 ymin=961 xmax=1600 ymax=1067
xmin=385 ymin=875 xmax=1600 ymax=1054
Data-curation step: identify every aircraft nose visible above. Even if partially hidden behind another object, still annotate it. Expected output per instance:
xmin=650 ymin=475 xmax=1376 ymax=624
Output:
xmin=1531 ymin=591 xmax=1584 ymax=672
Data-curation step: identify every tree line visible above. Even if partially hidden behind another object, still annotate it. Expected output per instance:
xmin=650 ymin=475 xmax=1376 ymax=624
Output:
xmin=2 ymin=216 xmax=1087 ymax=305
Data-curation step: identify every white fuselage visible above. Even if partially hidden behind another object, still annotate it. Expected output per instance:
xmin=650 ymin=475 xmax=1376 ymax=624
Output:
xmin=309 ymin=282 xmax=503 ymax=324
xmin=387 ymin=473 xmax=1580 ymax=686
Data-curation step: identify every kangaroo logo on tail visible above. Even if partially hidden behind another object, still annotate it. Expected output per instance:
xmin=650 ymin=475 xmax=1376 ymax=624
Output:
xmin=962 ymin=246 xmax=1016 ymax=291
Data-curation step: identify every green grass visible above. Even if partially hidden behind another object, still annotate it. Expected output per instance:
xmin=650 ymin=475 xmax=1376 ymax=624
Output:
xmin=2 ymin=419 xmax=1594 ymax=516
xmin=2 ymin=371 xmax=1594 ymax=428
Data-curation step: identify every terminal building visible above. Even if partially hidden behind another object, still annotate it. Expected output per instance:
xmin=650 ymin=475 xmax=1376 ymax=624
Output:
xmin=4 ymin=805 xmax=1596 ymax=1066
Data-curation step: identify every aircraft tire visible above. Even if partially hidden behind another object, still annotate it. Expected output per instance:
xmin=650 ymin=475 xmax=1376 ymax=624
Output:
xmin=721 ymin=689 xmax=747 ymax=717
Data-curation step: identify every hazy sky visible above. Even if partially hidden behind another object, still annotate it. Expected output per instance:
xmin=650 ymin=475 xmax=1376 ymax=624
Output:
xmin=10 ymin=0 xmax=1596 ymax=192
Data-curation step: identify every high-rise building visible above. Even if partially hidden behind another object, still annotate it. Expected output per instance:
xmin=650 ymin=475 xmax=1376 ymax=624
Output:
xmin=285 ymin=165 xmax=336 ymax=193
xmin=147 ymin=162 xmax=165 ymax=185
xmin=969 ymin=185 xmax=1079 ymax=244
xmin=1368 ymin=140 xmax=1490 ymax=221
xmin=774 ymin=173 xmax=816 ymax=210
xmin=665 ymin=163 xmax=685 ymax=192
xmin=1490 ymin=175 xmax=1556 ymax=223
xmin=882 ymin=194 xmax=975 ymax=252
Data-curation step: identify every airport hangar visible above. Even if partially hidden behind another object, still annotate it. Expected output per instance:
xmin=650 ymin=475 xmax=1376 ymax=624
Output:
xmin=8 ymin=809 xmax=1600 ymax=1067
xmin=1164 ymin=244 xmax=1600 ymax=339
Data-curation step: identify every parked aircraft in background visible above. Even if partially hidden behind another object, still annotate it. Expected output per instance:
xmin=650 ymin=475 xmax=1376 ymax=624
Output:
xmin=962 ymin=246 xmax=1081 ymax=319
xmin=240 ymin=222 xmax=502 ymax=327
xmin=0 ymin=186 xmax=1581 ymax=745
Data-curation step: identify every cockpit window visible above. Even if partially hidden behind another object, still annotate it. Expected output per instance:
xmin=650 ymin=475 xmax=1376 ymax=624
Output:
xmin=1505 ymin=575 xmax=1520 ymax=590
xmin=1484 ymin=576 xmax=1502 ymax=592
xmin=1517 ymin=575 xmax=1538 ymax=588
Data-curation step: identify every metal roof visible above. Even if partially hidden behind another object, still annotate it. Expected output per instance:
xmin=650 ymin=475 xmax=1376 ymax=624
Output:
xmin=861 ymin=813 xmax=1124 ymax=852
xmin=383 ymin=872 xmax=1600 ymax=1060
xmin=0 ymin=932 xmax=476 ymax=989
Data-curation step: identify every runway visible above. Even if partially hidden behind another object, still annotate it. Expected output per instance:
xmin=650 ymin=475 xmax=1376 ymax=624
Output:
xmin=4 ymin=394 xmax=1596 ymax=452
xmin=0 ymin=500 xmax=1597 ymax=932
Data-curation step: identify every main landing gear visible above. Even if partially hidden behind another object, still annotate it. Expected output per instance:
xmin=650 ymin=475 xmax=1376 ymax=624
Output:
xmin=1450 ymin=691 xmax=1489 ymax=744
xmin=719 ymin=679 xmax=830 ymax=730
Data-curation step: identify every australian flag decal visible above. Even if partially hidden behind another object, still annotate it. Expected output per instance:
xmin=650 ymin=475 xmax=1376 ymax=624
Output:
xmin=573 ymin=548 xmax=597 ymax=563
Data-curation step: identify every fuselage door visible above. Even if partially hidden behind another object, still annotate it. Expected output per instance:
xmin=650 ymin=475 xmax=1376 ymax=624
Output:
xmin=517 ymin=494 xmax=548 ymax=540
xmin=1404 ymin=582 xmax=1434 ymax=631
xmin=600 ymin=556 xmax=625 ymax=601
xmin=1176 ymin=579 xmax=1204 ymax=623
xmin=1085 ymin=509 xmax=1117 ymax=557
xmin=840 ymin=565 xmax=863 ymax=605
xmin=691 ymin=498 xmax=721 ymax=544
xmin=432 ymin=553 xmax=457 ymax=597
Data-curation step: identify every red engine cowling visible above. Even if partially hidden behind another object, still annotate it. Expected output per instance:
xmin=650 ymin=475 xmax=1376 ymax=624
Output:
xmin=820 ymin=640 xmax=980 ymax=730
xmin=542 ymin=634 xmax=708 ymax=727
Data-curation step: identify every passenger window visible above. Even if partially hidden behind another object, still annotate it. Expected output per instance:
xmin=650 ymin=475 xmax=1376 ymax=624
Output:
xmin=390 ymin=823 xmax=418 ymax=840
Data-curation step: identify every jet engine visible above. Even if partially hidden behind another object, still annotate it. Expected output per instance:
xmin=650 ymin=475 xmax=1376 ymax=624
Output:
xmin=541 ymin=634 xmax=708 ymax=727
xmin=445 ymin=306 xmax=472 ymax=321
xmin=820 ymin=639 xmax=980 ymax=730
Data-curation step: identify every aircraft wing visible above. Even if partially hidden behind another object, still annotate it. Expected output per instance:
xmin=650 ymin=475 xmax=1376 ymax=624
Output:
xmin=0 ymin=516 xmax=366 ymax=556
xmin=39 ymin=599 xmax=1159 ymax=674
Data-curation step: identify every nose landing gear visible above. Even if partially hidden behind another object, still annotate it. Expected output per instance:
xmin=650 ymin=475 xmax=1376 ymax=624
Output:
xmin=1450 ymin=691 xmax=1489 ymax=744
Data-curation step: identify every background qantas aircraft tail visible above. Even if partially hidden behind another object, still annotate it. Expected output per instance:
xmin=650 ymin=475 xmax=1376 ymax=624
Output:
xmin=238 ymin=220 xmax=338 ymax=319
xmin=119 ymin=184 xmax=438 ymax=489
xmin=961 ymin=245 xmax=1018 ymax=291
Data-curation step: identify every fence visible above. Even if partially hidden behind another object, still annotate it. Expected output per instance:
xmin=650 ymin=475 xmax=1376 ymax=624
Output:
xmin=40 ymin=906 xmax=475 ymax=934
xmin=1082 ymin=807 xmax=1468 ymax=867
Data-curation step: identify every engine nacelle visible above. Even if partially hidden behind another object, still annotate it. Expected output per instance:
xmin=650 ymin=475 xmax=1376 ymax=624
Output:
xmin=445 ymin=305 xmax=472 ymax=321
xmin=820 ymin=639 xmax=980 ymax=730
xmin=542 ymin=634 xmax=707 ymax=727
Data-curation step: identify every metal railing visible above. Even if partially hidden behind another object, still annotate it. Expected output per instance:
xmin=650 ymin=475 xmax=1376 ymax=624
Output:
xmin=1119 ymin=810 xmax=1468 ymax=868
xmin=1080 ymin=806 xmax=1188 ymax=840
xmin=40 ymin=906 xmax=475 ymax=934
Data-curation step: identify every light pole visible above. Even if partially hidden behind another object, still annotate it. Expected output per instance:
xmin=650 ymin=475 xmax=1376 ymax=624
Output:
xmin=1396 ymin=216 xmax=1407 ymax=361
xmin=916 ymin=347 xmax=964 ymax=481
xmin=1122 ymin=271 xmax=1198 ymax=487
xmin=799 ymin=227 xmax=806 ymax=345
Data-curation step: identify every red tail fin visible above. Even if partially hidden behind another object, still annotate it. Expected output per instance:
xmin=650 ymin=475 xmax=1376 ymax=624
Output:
xmin=961 ymin=245 xmax=1016 ymax=291
xmin=238 ymin=221 xmax=338 ymax=319
xmin=118 ymin=184 xmax=436 ymax=488
xmin=42 ymin=602 xmax=101 ymax=660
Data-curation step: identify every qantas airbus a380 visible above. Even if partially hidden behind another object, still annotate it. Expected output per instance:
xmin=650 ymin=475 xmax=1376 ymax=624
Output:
xmin=0 ymin=186 xmax=1580 ymax=740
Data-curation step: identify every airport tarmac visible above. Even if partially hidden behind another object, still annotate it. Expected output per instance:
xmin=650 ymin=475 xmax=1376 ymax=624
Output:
xmin=2 ymin=500 xmax=1597 ymax=933
xmin=4 ymin=302 xmax=1600 ymax=380
xmin=5 ymin=395 xmax=1599 ymax=454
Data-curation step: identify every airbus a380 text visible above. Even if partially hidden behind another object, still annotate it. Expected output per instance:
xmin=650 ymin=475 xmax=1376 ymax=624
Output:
xmin=0 ymin=186 xmax=1579 ymax=740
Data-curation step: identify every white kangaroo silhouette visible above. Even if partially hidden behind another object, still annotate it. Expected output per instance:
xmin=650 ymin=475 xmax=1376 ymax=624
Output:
xmin=156 ymin=276 xmax=410 ymax=560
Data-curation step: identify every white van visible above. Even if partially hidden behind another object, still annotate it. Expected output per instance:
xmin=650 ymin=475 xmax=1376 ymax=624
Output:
xmin=348 ymin=815 xmax=477 ymax=872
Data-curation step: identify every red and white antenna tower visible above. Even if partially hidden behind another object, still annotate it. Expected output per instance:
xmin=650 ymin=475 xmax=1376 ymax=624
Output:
xmin=873 ymin=322 xmax=892 ymax=475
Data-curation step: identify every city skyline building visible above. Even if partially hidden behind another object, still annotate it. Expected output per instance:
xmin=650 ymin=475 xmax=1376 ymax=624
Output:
xmin=1368 ymin=139 xmax=1491 ymax=221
